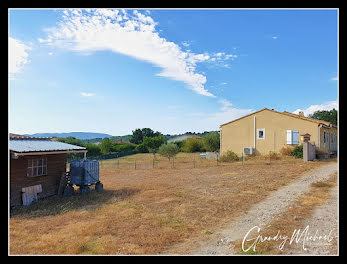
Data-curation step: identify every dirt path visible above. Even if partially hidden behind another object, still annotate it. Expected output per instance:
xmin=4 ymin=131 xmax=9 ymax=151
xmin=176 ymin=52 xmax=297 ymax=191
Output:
xmin=190 ymin=162 xmax=338 ymax=255
xmin=283 ymin=185 xmax=338 ymax=255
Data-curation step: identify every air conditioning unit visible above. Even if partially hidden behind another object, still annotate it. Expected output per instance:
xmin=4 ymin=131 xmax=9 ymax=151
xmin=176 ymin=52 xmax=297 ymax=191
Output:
xmin=243 ymin=147 xmax=253 ymax=155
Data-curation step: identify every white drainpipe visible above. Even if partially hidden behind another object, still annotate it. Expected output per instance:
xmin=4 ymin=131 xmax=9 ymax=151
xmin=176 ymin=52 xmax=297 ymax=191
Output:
xmin=318 ymin=124 xmax=322 ymax=149
xmin=254 ymin=116 xmax=256 ymax=150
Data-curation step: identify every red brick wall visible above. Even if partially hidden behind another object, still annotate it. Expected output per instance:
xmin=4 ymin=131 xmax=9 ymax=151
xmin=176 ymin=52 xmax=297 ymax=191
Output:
xmin=10 ymin=153 xmax=67 ymax=207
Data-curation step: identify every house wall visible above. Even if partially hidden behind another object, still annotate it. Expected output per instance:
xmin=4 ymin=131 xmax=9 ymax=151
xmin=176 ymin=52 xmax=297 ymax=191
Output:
xmin=220 ymin=109 xmax=321 ymax=156
xmin=319 ymin=126 xmax=337 ymax=152
xmin=10 ymin=153 xmax=67 ymax=207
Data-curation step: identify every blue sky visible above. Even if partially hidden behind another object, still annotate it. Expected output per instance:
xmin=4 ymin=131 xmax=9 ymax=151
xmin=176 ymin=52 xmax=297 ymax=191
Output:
xmin=9 ymin=8 xmax=338 ymax=136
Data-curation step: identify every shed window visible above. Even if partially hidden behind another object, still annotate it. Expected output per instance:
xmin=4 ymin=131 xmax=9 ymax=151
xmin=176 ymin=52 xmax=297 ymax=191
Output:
xmin=27 ymin=157 xmax=47 ymax=177
xmin=286 ymin=130 xmax=299 ymax=145
xmin=257 ymin=128 xmax=265 ymax=140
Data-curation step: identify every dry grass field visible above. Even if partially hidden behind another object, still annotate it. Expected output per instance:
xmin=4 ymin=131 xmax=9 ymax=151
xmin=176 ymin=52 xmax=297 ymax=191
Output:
xmin=9 ymin=153 xmax=333 ymax=255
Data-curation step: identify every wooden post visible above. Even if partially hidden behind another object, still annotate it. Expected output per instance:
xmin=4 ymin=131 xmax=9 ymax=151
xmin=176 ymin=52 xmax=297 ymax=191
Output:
xmin=135 ymin=159 xmax=136 ymax=170
xmin=118 ymin=159 xmax=119 ymax=168
xmin=193 ymin=158 xmax=195 ymax=168
xmin=173 ymin=157 xmax=175 ymax=169
xmin=153 ymin=158 xmax=154 ymax=169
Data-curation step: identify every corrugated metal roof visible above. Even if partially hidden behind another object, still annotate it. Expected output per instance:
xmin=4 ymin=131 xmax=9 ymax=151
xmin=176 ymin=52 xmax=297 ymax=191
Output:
xmin=9 ymin=139 xmax=86 ymax=153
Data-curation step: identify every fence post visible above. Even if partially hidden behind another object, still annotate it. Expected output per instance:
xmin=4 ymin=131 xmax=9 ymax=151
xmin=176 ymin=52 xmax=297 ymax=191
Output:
xmin=153 ymin=158 xmax=154 ymax=169
xmin=173 ymin=157 xmax=175 ymax=169
xmin=135 ymin=159 xmax=136 ymax=170
xmin=193 ymin=158 xmax=195 ymax=168
xmin=118 ymin=159 xmax=119 ymax=169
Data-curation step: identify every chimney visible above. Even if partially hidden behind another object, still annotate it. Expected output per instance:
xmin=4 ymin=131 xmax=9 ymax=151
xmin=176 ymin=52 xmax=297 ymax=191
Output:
xmin=298 ymin=111 xmax=304 ymax=117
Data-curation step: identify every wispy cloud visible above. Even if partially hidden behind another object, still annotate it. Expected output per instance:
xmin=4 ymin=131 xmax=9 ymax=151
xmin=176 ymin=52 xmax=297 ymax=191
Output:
xmin=293 ymin=100 xmax=338 ymax=116
xmin=40 ymin=9 xmax=237 ymax=98
xmin=272 ymin=36 xmax=278 ymax=40
xmin=202 ymin=99 xmax=253 ymax=127
xmin=81 ymin=92 xmax=96 ymax=97
xmin=9 ymin=37 xmax=31 ymax=79
xmin=331 ymin=76 xmax=338 ymax=81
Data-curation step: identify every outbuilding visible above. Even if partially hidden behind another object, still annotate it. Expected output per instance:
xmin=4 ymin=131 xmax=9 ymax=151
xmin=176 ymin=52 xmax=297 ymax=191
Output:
xmin=9 ymin=134 xmax=87 ymax=207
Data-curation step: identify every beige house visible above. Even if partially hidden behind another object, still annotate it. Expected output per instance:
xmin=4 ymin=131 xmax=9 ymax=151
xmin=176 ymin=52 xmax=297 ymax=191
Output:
xmin=220 ymin=108 xmax=337 ymax=156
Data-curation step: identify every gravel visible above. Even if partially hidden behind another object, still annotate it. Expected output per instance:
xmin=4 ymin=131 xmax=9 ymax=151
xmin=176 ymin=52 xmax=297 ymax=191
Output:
xmin=190 ymin=162 xmax=338 ymax=255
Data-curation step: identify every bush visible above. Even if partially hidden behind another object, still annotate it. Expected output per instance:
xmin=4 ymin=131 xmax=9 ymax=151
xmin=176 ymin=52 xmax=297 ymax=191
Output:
xmin=135 ymin=143 xmax=149 ymax=153
xmin=279 ymin=146 xmax=294 ymax=156
xmin=111 ymin=143 xmax=135 ymax=153
xmin=84 ymin=144 xmax=101 ymax=157
xmin=219 ymin=150 xmax=239 ymax=162
xmin=181 ymin=138 xmax=205 ymax=153
xmin=290 ymin=145 xmax=303 ymax=159
xmin=267 ymin=151 xmax=281 ymax=160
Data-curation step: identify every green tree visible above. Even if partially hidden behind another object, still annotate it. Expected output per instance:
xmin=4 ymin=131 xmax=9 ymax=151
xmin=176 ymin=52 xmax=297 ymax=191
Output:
xmin=84 ymin=143 xmax=101 ymax=157
xmin=158 ymin=143 xmax=180 ymax=161
xmin=57 ymin=137 xmax=84 ymax=146
xmin=142 ymin=135 xmax=165 ymax=158
xmin=135 ymin=143 xmax=149 ymax=153
xmin=181 ymin=138 xmax=205 ymax=153
xmin=99 ymin=138 xmax=112 ymax=155
xmin=130 ymin=128 xmax=160 ymax=144
xmin=309 ymin=108 xmax=337 ymax=125
xmin=203 ymin=132 xmax=220 ymax=152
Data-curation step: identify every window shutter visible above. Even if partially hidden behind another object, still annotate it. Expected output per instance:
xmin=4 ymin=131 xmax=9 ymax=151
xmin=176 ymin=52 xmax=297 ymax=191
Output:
xmin=286 ymin=130 xmax=292 ymax=144
xmin=292 ymin=131 xmax=299 ymax=145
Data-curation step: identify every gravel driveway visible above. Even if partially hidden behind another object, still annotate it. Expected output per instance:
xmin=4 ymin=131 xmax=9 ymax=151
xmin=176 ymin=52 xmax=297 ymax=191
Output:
xmin=190 ymin=162 xmax=338 ymax=255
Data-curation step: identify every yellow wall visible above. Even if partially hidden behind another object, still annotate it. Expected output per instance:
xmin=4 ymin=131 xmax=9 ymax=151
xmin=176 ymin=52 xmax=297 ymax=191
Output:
xmin=221 ymin=109 xmax=337 ymax=156
xmin=319 ymin=126 xmax=337 ymax=152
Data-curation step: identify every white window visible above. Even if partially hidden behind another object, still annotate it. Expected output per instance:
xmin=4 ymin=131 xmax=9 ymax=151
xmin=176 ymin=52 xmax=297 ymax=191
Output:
xmin=257 ymin=128 xmax=265 ymax=140
xmin=27 ymin=157 xmax=47 ymax=177
xmin=286 ymin=130 xmax=299 ymax=145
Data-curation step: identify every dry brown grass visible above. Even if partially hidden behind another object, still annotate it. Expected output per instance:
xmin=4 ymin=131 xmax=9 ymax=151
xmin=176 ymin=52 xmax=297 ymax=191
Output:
xmin=9 ymin=154 xmax=333 ymax=255
xmin=231 ymin=172 xmax=338 ymax=255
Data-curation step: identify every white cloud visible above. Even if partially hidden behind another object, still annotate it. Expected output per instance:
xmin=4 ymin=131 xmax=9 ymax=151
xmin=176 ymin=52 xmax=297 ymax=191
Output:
xmin=9 ymin=37 xmax=31 ymax=79
xmin=40 ymin=9 xmax=237 ymax=98
xmin=293 ymin=100 xmax=338 ymax=116
xmin=48 ymin=52 xmax=54 ymax=56
xmin=272 ymin=36 xmax=278 ymax=40
xmin=331 ymin=76 xmax=338 ymax=81
xmin=81 ymin=92 xmax=96 ymax=97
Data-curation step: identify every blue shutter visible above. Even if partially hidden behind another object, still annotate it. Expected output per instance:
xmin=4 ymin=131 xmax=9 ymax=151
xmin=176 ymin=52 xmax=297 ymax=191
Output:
xmin=292 ymin=131 xmax=299 ymax=145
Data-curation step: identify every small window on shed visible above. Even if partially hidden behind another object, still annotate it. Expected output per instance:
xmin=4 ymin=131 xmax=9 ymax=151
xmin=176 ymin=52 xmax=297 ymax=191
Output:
xmin=27 ymin=157 xmax=47 ymax=177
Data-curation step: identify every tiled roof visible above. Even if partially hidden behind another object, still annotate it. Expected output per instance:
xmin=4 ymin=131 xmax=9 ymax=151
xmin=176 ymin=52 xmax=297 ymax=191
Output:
xmin=220 ymin=108 xmax=336 ymax=127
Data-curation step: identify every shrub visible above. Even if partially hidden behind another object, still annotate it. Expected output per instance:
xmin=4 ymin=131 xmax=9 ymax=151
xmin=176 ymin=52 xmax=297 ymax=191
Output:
xmin=279 ymin=146 xmax=294 ymax=156
xmin=135 ymin=143 xmax=149 ymax=153
xmin=111 ymin=143 xmax=135 ymax=153
xmin=290 ymin=145 xmax=303 ymax=159
xmin=267 ymin=151 xmax=281 ymax=160
xmin=181 ymin=138 xmax=205 ymax=153
xmin=219 ymin=150 xmax=239 ymax=162
xmin=84 ymin=144 xmax=101 ymax=157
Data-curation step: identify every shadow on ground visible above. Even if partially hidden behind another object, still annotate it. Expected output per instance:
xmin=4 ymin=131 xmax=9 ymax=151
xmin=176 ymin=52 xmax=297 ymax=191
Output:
xmin=10 ymin=187 xmax=140 ymax=218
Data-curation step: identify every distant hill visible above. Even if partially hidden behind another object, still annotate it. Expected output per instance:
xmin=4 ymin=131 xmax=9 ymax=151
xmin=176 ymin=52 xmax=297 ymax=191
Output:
xmin=24 ymin=132 xmax=113 ymax=140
